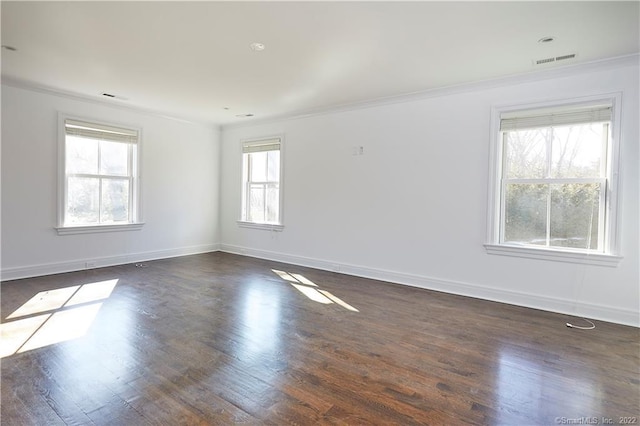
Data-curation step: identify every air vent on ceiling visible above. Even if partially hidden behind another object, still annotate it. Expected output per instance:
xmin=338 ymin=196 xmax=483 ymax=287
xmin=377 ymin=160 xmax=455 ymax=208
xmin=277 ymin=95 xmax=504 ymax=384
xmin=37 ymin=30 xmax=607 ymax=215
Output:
xmin=100 ymin=92 xmax=128 ymax=101
xmin=534 ymin=53 xmax=577 ymax=66
xmin=555 ymin=54 xmax=576 ymax=61
xmin=536 ymin=57 xmax=556 ymax=65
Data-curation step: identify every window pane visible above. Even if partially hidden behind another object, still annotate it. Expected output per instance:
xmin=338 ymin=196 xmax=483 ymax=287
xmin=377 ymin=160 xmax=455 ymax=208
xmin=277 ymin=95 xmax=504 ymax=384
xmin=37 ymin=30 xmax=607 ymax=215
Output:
xmin=504 ymin=129 xmax=548 ymax=179
xmin=67 ymin=177 xmax=99 ymax=224
xmin=266 ymin=184 xmax=279 ymax=223
xmin=504 ymin=184 xmax=548 ymax=246
xmin=66 ymin=136 xmax=98 ymax=174
xmin=249 ymin=184 xmax=265 ymax=222
xmin=249 ymin=152 xmax=267 ymax=182
xmin=550 ymin=183 xmax=600 ymax=250
xmin=551 ymin=124 xmax=604 ymax=178
xmin=101 ymin=179 xmax=129 ymax=223
xmin=267 ymin=151 xmax=280 ymax=181
xmin=100 ymin=141 xmax=128 ymax=176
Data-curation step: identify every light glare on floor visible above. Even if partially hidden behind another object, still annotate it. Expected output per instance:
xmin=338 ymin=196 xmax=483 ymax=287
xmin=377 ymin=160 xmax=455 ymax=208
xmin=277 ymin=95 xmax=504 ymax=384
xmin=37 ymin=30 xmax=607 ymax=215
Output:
xmin=18 ymin=303 xmax=103 ymax=353
xmin=0 ymin=279 xmax=119 ymax=358
xmin=272 ymin=269 xmax=358 ymax=312
xmin=7 ymin=286 xmax=80 ymax=319
xmin=291 ymin=284 xmax=333 ymax=304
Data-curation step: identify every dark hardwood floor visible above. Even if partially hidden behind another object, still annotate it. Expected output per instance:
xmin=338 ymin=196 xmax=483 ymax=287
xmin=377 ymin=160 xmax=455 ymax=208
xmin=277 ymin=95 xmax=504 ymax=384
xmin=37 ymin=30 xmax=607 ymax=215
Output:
xmin=1 ymin=252 xmax=638 ymax=425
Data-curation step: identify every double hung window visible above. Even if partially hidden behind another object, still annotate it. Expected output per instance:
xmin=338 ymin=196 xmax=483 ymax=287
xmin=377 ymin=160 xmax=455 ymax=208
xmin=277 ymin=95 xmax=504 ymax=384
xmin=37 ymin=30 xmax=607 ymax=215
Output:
xmin=487 ymin=97 xmax=622 ymax=264
xmin=58 ymin=116 xmax=142 ymax=234
xmin=240 ymin=137 xmax=283 ymax=229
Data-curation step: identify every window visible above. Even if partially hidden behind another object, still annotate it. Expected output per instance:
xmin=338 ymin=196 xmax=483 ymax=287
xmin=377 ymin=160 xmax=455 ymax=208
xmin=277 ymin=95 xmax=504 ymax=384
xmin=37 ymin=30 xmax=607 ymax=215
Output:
xmin=486 ymin=96 xmax=622 ymax=265
xmin=239 ymin=137 xmax=283 ymax=230
xmin=57 ymin=116 xmax=142 ymax=234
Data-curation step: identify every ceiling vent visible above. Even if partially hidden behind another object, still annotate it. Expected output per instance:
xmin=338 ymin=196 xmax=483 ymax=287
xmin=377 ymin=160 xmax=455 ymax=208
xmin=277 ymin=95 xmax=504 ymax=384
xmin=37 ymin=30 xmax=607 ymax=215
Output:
xmin=533 ymin=53 xmax=577 ymax=66
xmin=100 ymin=92 xmax=128 ymax=101
xmin=555 ymin=54 xmax=577 ymax=61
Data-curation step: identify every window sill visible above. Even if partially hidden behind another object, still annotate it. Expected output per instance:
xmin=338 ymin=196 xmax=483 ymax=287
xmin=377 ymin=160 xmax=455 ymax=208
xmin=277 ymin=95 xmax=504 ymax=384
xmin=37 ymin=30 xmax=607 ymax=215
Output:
xmin=237 ymin=221 xmax=284 ymax=232
xmin=484 ymin=244 xmax=622 ymax=267
xmin=56 ymin=223 xmax=145 ymax=235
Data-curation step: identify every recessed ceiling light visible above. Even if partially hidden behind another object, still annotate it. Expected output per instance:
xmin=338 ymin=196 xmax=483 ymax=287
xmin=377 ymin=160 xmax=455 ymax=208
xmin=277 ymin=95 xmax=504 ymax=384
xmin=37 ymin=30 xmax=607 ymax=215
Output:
xmin=223 ymin=107 xmax=230 ymax=110
xmin=1 ymin=45 xmax=17 ymax=51
xmin=249 ymin=42 xmax=265 ymax=52
xmin=538 ymin=36 xmax=555 ymax=43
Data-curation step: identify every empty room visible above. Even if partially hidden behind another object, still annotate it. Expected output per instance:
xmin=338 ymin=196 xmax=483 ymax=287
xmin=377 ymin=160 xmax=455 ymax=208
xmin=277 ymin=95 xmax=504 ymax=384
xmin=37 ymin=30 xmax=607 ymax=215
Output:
xmin=1 ymin=1 xmax=638 ymax=425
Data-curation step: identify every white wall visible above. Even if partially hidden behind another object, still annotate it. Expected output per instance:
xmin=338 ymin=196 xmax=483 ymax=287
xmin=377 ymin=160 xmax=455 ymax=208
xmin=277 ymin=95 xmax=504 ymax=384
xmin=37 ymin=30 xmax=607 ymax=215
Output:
xmin=1 ymin=84 xmax=220 ymax=279
xmin=219 ymin=58 xmax=640 ymax=326
xmin=2 ymin=59 xmax=637 ymax=326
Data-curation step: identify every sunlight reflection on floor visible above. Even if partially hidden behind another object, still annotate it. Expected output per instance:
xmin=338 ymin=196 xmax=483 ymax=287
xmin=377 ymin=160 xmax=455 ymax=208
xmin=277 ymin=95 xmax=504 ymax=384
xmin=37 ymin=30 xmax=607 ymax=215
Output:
xmin=0 ymin=279 xmax=118 ymax=358
xmin=272 ymin=269 xmax=359 ymax=312
xmin=496 ymin=348 xmax=601 ymax=422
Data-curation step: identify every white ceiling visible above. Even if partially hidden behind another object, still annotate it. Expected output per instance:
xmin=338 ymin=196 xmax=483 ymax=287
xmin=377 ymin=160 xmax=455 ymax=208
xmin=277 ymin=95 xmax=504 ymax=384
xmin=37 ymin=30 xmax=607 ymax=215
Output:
xmin=2 ymin=1 xmax=638 ymax=126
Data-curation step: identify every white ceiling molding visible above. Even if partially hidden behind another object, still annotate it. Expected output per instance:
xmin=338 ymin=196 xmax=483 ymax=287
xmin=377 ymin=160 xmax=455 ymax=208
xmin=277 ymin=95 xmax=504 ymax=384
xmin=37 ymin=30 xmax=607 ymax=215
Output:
xmin=221 ymin=54 xmax=640 ymax=131
xmin=3 ymin=54 xmax=637 ymax=132
xmin=1 ymin=76 xmax=219 ymax=129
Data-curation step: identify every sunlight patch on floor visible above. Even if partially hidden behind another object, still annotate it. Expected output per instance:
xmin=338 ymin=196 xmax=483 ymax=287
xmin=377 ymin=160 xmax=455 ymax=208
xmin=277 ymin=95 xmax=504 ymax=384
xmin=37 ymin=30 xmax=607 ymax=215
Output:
xmin=318 ymin=289 xmax=359 ymax=312
xmin=290 ymin=273 xmax=317 ymax=287
xmin=291 ymin=283 xmax=333 ymax=304
xmin=65 ymin=279 xmax=118 ymax=307
xmin=0 ymin=279 xmax=118 ymax=358
xmin=18 ymin=303 xmax=103 ymax=353
xmin=272 ymin=269 xmax=299 ymax=282
xmin=0 ymin=314 xmax=50 ymax=358
xmin=272 ymin=270 xmax=359 ymax=312
xmin=7 ymin=286 xmax=80 ymax=319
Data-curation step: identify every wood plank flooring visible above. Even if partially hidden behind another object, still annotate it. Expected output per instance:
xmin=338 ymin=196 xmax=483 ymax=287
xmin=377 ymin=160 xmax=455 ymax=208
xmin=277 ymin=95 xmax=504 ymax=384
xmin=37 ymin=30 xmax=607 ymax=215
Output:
xmin=1 ymin=252 xmax=638 ymax=425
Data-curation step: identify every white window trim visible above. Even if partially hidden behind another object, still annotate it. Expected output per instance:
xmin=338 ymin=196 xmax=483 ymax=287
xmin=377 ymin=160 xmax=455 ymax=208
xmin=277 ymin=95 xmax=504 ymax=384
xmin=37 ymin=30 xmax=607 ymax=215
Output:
xmin=238 ymin=135 xmax=285 ymax=230
xmin=56 ymin=113 xmax=144 ymax=235
xmin=236 ymin=221 xmax=284 ymax=232
xmin=485 ymin=93 xmax=623 ymax=266
xmin=56 ymin=223 xmax=145 ymax=235
xmin=483 ymin=244 xmax=623 ymax=267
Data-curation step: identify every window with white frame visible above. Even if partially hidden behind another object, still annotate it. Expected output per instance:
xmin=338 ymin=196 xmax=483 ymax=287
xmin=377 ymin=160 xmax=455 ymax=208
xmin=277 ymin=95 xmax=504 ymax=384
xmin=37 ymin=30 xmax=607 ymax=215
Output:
xmin=240 ymin=137 xmax=283 ymax=228
xmin=486 ymin=97 xmax=622 ymax=264
xmin=58 ymin=116 xmax=142 ymax=233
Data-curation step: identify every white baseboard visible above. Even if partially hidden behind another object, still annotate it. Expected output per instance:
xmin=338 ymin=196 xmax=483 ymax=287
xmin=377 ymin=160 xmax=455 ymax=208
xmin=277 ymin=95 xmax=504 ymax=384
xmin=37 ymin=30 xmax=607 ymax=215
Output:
xmin=3 ymin=242 xmax=636 ymax=327
xmin=1 ymin=243 xmax=221 ymax=281
xmin=219 ymin=244 xmax=639 ymax=327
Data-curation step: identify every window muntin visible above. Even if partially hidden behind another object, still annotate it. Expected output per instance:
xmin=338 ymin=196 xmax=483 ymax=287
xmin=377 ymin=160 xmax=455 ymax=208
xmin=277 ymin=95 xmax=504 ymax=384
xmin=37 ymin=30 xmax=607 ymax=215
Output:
xmin=496 ymin=102 xmax=613 ymax=254
xmin=62 ymin=118 xmax=139 ymax=227
xmin=241 ymin=138 xmax=282 ymax=225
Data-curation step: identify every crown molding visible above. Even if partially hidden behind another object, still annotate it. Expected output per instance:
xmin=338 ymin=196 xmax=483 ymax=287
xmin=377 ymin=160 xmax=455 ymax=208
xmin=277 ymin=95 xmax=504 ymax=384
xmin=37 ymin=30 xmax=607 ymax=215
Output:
xmin=0 ymin=76 xmax=220 ymax=130
xmin=222 ymin=53 xmax=640 ymax=131
xmin=3 ymin=53 xmax=637 ymax=132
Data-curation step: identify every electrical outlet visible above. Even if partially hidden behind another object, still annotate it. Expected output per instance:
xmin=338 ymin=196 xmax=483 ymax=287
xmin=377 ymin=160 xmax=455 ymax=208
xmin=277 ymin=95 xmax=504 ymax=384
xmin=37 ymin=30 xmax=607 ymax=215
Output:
xmin=85 ymin=262 xmax=96 ymax=269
